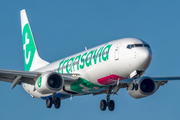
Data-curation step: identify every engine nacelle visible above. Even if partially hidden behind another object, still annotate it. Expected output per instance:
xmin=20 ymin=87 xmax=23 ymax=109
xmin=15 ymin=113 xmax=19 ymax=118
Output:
xmin=128 ymin=77 xmax=157 ymax=99
xmin=35 ymin=72 xmax=64 ymax=94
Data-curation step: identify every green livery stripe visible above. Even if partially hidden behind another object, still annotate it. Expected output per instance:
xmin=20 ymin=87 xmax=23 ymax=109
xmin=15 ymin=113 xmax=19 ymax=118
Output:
xmin=70 ymin=78 xmax=102 ymax=93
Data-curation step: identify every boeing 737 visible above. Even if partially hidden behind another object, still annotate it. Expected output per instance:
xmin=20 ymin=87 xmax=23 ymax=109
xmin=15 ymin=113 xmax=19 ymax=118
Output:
xmin=0 ymin=9 xmax=180 ymax=111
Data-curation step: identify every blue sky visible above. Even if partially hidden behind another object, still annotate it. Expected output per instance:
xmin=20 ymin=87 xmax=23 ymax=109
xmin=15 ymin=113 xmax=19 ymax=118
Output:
xmin=0 ymin=0 xmax=180 ymax=120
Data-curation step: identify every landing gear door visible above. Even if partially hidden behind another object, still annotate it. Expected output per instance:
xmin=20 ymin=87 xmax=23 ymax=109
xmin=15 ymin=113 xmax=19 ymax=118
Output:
xmin=114 ymin=42 xmax=122 ymax=60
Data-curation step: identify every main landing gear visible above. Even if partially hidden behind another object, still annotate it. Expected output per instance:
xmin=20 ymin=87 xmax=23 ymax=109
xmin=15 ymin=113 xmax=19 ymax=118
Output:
xmin=100 ymin=99 xmax=115 ymax=111
xmin=100 ymin=87 xmax=115 ymax=111
xmin=46 ymin=93 xmax=61 ymax=109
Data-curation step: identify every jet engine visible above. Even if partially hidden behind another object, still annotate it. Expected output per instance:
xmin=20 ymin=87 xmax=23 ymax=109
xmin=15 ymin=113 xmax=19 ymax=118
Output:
xmin=35 ymin=72 xmax=64 ymax=94
xmin=128 ymin=77 xmax=157 ymax=99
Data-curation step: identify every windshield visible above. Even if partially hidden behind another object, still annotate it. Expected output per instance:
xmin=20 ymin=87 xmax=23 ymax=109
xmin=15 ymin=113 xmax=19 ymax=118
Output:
xmin=127 ymin=43 xmax=150 ymax=49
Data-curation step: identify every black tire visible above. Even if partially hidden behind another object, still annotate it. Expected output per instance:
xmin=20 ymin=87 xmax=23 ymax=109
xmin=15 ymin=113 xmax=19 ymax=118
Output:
xmin=108 ymin=100 xmax=115 ymax=111
xmin=131 ymin=83 xmax=135 ymax=90
xmin=54 ymin=97 xmax=61 ymax=109
xmin=135 ymin=83 xmax=138 ymax=90
xmin=100 ymin=100 xmax=107 ymax=111
xmin=46 ymin=97 xmax=52 ymax=108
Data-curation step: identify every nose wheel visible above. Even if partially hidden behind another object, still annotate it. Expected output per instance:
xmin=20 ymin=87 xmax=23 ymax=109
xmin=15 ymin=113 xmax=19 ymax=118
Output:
xmin=100 ymin=87 xmax=115 ymax=111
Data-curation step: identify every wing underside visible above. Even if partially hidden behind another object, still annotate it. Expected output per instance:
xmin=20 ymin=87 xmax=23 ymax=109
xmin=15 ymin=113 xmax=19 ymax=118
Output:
xmin=0 ymin=69 xmax=80 ymax=89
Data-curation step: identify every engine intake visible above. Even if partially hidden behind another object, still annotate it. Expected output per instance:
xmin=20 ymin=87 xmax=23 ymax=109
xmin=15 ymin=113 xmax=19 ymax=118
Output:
xmin=47 ymin=74 xmax=62 ymax=89
xmin=140 ymin=78 xmax=155 ymax=94
xmin=35 ymin=72 xmax=64 ymax=94
xmin=128 ymin=77 xmax=157 ymax=99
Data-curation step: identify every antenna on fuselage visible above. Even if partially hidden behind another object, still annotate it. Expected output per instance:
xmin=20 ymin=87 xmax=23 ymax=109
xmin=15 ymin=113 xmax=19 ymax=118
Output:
xmin=85 ymin=47 xmax=87 ymax=51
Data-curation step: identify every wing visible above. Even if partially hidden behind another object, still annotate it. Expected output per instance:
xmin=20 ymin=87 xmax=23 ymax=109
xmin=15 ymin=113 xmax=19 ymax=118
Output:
xmin=150 ymin=76 xmax=180 ymax=87
xmin=108 ymin=76 xmax=180 ymax=94
xmin=0 ymin=69 xmax=80 ymax=89
xmin=0 ymin=69 xmax=41 ymax=89
xmin=151 ymin=76 xmax=180 ymax=81
xmin=119 ymin=76 xmax=180 ymax=84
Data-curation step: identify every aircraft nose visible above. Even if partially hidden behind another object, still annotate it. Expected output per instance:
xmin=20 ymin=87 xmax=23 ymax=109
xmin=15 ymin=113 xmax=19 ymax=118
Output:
xmin=141 ymin=48 xmax=152 ymax=59
xmin=136 ymin=48 xmax=152 ymax=71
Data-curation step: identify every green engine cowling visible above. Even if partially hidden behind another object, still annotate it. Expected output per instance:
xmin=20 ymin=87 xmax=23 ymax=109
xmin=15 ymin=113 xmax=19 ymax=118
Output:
xmin=35 ymin=72 xmax=64 ymax=94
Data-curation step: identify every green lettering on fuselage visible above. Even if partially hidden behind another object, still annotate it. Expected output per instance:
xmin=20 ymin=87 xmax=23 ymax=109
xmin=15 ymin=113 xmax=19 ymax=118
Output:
xmin=62 ymin=59 xmax=69 ymax=74
xmin=74 ymin=55 xmax=81 ymax=71
xmin=98 ymin=46 xmax=104 ymax=63
xmin=80 ymin=52 xmax=87 ymax=69
xmin=93 ymin=46 xmax=104 ymax=64
xmin=102 ymin=44 xmax=112 ymax=61
xmin=86 ymin=50 xmax=94 ymax=67
xmin=66 ymin=57 xmax=74 ymax=73
xmin=58 ymin=43 xmax=113 ymax=73
xmin=58 ymin=59 xmax=65 ymax=73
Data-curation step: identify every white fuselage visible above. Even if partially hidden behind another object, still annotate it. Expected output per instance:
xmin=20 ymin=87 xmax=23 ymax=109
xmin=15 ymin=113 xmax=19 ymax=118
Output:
xmin=22 ymin=38 xmax=152 ymax=99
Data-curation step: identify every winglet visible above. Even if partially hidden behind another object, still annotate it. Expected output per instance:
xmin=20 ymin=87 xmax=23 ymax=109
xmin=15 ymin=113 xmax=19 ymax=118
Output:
xmin=20 ymin=9 xmax=49 ymax=71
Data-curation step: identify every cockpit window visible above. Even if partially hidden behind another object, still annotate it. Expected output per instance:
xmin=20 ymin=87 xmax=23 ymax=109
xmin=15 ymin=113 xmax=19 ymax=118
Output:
xmin=127 ymin=45 xmax=131 ymax=49
xmin=131 ymin=44 xmax=134 ymax=48
xmin=144 ymin=44 xmax=150 ymax=48
xmin=134 ymin=44 xmax=143 ymax=47
xmin=127 ymin=43 xmax=150 ymax=49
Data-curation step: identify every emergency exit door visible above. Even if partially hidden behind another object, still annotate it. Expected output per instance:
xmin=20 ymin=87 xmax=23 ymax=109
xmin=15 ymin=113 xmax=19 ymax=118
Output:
xmin=114 ymin=42 xmax=122 ymax=60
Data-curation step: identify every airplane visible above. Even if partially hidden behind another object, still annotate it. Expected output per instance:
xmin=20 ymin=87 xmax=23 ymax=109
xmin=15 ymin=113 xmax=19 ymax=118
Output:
xmin=0 ymin=9 xmax=180 ymax=111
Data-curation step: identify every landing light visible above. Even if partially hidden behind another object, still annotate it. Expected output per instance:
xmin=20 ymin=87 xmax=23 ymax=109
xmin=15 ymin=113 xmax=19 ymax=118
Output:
xmin=72 ymin=74 xmax=77 ymax=77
